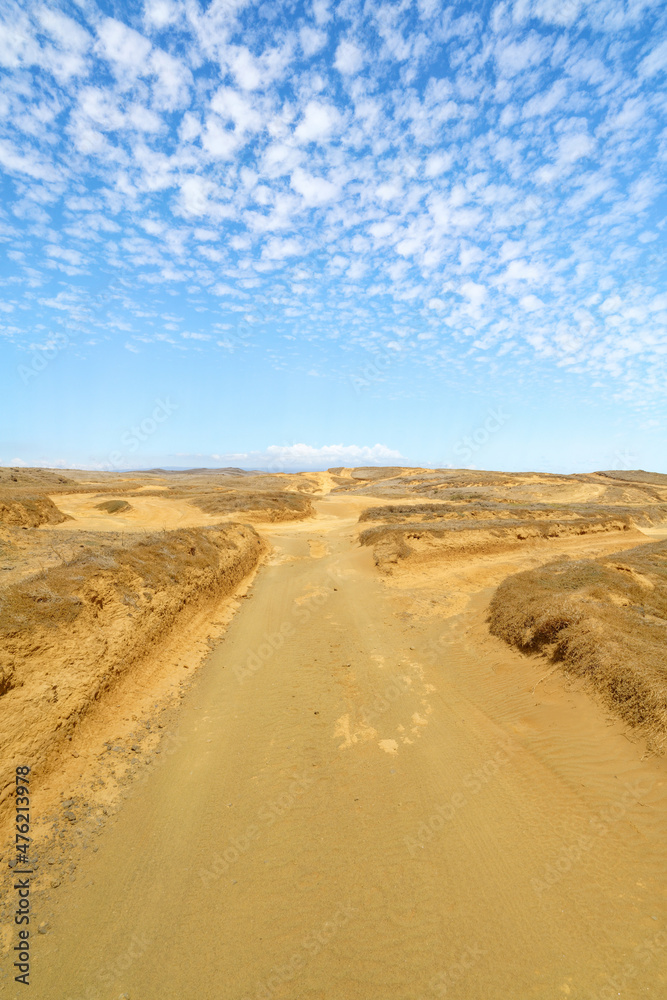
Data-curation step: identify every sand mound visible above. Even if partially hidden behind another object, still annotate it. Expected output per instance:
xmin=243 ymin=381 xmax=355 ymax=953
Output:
xmin=488 ymin=540 xmax=667 ymax=746
xmin=94 ymin=499 xmax=132 ymax=514
xmin=0 ymin=524 xmax=265 ymax=808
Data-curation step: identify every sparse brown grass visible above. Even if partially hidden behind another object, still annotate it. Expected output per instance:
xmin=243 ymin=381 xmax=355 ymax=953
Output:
xmin=0 ymin=468 xmax=77 ymax=489
xmin=488 ymin=541 xmax=667 ymax=747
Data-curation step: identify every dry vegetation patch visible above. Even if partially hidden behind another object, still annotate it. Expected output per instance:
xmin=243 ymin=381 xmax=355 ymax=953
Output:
xmin=359 ymin=502 xmax=667 ymax=525
xmin=0 ymin=468 xmax=77 ymax=490
xmin=189 ymin=489 xmax=314 ymax=521
xmin=488 ymin=541 xmax=667 ymax=747
xmin=94 ymin=499 xmax=132 ymax=514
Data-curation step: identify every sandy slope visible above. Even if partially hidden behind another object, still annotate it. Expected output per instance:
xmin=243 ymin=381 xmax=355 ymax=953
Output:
xmin=45 ymin=493 xmax=224 ymax=532
xmin=23 ymin=494 xmax=667 ymax=1000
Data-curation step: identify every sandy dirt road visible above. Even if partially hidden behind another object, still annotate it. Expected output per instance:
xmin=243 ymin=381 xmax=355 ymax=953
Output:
xmin=28 ymin=497 xmax=667 ymax=999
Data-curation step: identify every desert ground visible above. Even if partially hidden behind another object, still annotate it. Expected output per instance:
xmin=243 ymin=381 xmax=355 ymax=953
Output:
xmin=1 ymin=465 xmax=666 ymax=999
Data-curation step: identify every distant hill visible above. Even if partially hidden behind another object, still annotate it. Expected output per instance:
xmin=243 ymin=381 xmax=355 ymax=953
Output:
xmin=129 ymin=467 xmax=260 ymax=476
xmin=0 ymin=467 xmax=78 ymax=489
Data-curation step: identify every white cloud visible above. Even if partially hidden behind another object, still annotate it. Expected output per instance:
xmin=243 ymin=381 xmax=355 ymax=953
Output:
xmin=520 ymin=294 xmax=545 ymax=312
xmin=77 ymin=87 xmax=125 ymax=130
xmin=522 ymin=79 xmax=566 ymax=118
xmin=177 ymin=176 xmax=218 ymax=216
xmin=0 ymin=139 xmax=60 ymax=181
xmin=558 ymin=131 xmax=595 ymax=164
xmin=300 ymin=26 xmax=327 ymax=56
xmin=334 ymin=39 xmax=364 ymax=75
xmin=495 ymin=33 xmax=544 ymax=77
xmin=35 ymin=8 xmax=91 ymax=79
xmin=262 ymin=237 xmax=303 ymax=259
xmin=1 ymin=0 xmax=666 ymax=412
xmin=424 ymin=152 xmax=453 ymax=177
xmin=150 ymin=49 xmax=192 ymax=110
xmin=312 ymin=0 xmax=331 ymax=26
xmin=230 ymin=46 xmax=262 ymax=90
xmin=210 ymin=87 xmax=262 ymax=133
xmin=143 ymin=0 xmax=180 ymax=30
xmin=262 ymin=443 xmax=403 ymax=469
xmin=202 ymin=119 xmax=242 ymax=159
xmin=290 ymin=167 xmax=339 ymax=205
xmin=294 ymin=100 xmax=340 ymax=143
xmin=95 ymin=18 xmax=152 ymax=78
xmin=461 ymin=280 xmax=487 ymax=307
xmin=639 ymin=39 xmax=667 ymax=78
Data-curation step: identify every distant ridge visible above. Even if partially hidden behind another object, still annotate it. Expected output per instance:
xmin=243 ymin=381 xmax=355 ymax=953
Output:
xmin=129 ymin=467 xmax=261 ymax=476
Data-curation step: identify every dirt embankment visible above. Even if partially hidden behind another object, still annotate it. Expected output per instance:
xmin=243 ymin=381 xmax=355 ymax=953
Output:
xmin=360 ymin=516 xmax=639 ymax=571
xmin=359 ymin=501 xmax=667 ymax=525
xmin=0 ymin=494 xmax=72 ymax=528
xmin=0 ymin=524 xmax=265 ymax=810
xmin=488 ymin=540 xmax=667 ymax=747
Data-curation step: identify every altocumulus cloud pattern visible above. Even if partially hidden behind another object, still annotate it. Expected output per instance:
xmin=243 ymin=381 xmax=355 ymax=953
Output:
xmin=1 ymin=0 xmax=666 ymax=403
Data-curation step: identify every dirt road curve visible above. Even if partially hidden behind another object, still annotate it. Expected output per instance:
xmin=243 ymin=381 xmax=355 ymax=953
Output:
xmin=32 ymin=497 xmax=667 ymax=999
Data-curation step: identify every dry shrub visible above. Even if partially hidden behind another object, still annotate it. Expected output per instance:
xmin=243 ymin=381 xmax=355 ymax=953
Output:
xmin=488 ymin=541 xmax=667 ymax=745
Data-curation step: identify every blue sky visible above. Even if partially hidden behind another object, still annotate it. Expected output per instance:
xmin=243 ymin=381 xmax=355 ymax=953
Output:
xmin=0 ymin=0 xmax=666 ymax=473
